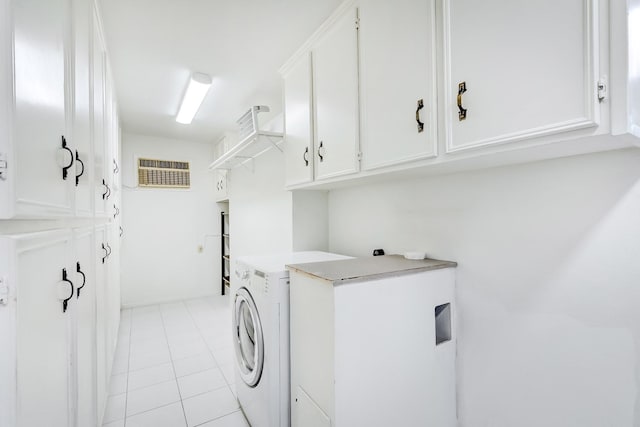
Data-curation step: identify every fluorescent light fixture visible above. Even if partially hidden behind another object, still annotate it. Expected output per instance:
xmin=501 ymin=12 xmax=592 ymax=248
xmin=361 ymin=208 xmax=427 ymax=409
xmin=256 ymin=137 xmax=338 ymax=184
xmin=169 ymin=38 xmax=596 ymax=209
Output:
xmin=176 ymin=72 xmax=212 ymax=124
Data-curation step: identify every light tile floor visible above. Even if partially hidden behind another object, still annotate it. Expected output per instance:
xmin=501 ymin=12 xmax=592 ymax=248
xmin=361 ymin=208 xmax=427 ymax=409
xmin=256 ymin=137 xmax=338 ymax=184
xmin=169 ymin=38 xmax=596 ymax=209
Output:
xmin=104 ymin=295 xmax=249 ymax=427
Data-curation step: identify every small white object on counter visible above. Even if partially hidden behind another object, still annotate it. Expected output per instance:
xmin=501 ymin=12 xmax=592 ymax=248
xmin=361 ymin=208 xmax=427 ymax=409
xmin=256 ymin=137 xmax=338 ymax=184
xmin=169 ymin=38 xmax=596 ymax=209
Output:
xmin=404 ymin=251 xmax=426 ymax=260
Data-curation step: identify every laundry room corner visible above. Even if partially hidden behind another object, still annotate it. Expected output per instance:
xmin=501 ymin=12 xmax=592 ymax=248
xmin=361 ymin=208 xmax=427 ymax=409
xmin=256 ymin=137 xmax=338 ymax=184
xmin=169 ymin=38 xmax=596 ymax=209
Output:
xmin=120 ymin=132 xmax=222 ymax=307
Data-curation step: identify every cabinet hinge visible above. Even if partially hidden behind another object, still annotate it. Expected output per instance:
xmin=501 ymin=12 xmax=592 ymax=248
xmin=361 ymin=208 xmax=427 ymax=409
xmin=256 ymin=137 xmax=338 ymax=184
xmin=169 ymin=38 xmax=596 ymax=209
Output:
xmin=597 ymin=77 xmax=608 ymax=102
xmin=0 ymin=277 xmax=9 ymax=305
xmin=0 ymin=152 xmax=7 ymax=181
xmin=357 ymin=152 xmax=363 ymax=161
xmin=355 ymin=18 xmax=360 ymax=30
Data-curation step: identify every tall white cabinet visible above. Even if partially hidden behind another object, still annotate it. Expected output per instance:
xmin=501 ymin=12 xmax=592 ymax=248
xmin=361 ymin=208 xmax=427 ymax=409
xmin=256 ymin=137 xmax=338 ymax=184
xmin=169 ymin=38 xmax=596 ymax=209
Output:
xmin=0 ymin=0 xmax=122 ymax=425
xmin=1 ymin=231 xmax=75 ymax=427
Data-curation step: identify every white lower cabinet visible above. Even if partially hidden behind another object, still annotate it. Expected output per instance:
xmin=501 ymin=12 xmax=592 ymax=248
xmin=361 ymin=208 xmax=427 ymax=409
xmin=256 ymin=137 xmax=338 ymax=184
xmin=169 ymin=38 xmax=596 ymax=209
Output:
xmin=289 ymin=258 xmax=457 ymax=427
xmin=0 ymin=230 xmax=74 ymax=427
xmin=0 ymin=227 xmax=120 ymax=427
xmin=74 ymin=227 xmax=97 ymax=427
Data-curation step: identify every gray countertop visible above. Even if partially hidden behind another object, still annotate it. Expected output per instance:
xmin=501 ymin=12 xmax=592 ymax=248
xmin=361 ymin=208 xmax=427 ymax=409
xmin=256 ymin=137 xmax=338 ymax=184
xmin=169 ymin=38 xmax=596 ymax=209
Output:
xmin=286 ymin=254 xmax=457 ymax=285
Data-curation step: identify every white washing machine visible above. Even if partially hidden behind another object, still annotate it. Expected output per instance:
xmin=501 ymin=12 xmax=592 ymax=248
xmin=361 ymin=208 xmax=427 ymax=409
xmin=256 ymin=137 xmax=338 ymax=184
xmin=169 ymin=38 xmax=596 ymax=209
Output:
xmin=232 ymin=251 xmax=352 ymax=427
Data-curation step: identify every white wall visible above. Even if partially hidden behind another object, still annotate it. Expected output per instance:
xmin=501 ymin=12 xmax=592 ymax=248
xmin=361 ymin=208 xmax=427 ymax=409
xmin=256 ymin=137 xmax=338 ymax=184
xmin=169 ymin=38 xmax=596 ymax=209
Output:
xmin=327 ymin=148 xmax=640 ymax=427
xmin=229 ymin=148 xmax=293 ymax=260
xmin=120 ymin=132 xmax=220 ymax=306
xmin=228 ymin=113 xmax=329 ymax=282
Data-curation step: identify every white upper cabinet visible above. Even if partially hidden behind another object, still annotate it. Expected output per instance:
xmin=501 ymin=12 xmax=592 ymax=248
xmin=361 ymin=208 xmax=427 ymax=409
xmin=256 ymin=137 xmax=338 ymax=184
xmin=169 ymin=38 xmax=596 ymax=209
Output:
xmin=283 ymin=52 xmax=314 ymax=187
xmin=313 ymin=7 xmax=360 ymax=181
xmin=610 ymin=0 xmax=640 ymax=140
xmin=7 ymin=0 xmax=75 ymax=217
xmin=93 ymin=11 xmax=108 ymax=216
xmin=358 ymin=0 xmax=437 ymax=169
xmin=443 ymin=0 xmax=599 ymax=153
xmin=214 ymin=169 xmax=229 ymax=202
xmin=73 ymin=0 xmax=93 ymax=217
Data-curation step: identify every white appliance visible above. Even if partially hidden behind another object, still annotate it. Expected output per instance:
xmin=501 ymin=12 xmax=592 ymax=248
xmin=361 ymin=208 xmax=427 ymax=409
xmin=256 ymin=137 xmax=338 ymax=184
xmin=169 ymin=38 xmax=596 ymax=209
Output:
xmin=287 ymin=255 xmax=457 ymax=427
xmin=232 ymin=251 xmax=352 ymax=427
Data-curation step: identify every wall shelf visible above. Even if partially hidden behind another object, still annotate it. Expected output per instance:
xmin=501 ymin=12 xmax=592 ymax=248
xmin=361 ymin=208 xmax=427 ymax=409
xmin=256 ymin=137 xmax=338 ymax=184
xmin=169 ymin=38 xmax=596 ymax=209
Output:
xmin=208 ymin=132 xmax=283 ymax=171
xmin=208 ymin=105 xmax=283 ymax=171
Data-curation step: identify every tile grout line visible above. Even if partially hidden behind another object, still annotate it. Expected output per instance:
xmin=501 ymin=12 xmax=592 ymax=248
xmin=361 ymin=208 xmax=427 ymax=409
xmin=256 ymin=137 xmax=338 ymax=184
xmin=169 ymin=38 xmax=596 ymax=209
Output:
xmin=159 ymin=300 xmax=190 ymax=427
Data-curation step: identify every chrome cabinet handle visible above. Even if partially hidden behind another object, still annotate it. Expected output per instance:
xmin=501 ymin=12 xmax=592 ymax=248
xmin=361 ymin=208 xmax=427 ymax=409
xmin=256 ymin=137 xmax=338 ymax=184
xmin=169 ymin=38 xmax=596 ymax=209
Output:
xmin=102 ymin=243 xmax=108 ymax=264
xmin=113 ymin=159 xmax=119 ymax=174
xmin=76 ymin=262 xmax=86 ymax=298
xmin=60 ymin=136 xmax=74 ymax=180
xmin=416 ymin=99 xmax=424 ymax=133
xmin=113 ymin=204 xmax=120 ymax=218
xmin=75 ymin=150 xmax=85 ymax=186
xmin=457 ymin=82 xmax=467 ymax=121
xmin=303 ymin=147 xmax=309 ymax=166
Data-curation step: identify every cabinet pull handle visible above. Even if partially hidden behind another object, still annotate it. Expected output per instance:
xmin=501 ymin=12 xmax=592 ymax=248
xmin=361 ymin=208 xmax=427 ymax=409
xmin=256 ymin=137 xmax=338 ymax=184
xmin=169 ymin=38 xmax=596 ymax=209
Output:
xmin=61 ymin=268 xmax=74 ymax=313
xmin=102 ymin=180 xmax=111 ymax=200
xmin=101 ymin=243 xmax=108 ymax=264
xmin=60 ymin=136 xmax=74 ymax=180
xmin=113 ymin=159 xmax=119 ymax=174
xmin=317 ymin=141 xmax=325 ymax=162
xmin=457 ymin=82 xmax=467 ymax=121
xmin=76 ymin=262 xmax=86 ymax=298
xmin=75 ymin=150 xmax=85 ymax=186
xmin=113 ymin=204 xmax=120 ymax=218
xmin=120 ymin=226 xmax=124 ymax=237
xmin=303 ymin=147 xmax=309 ymax=166
xmin=106 ymin=243 xmax=112 ymax=257
xmin=416 ymin=99 xmax=424 ymax=133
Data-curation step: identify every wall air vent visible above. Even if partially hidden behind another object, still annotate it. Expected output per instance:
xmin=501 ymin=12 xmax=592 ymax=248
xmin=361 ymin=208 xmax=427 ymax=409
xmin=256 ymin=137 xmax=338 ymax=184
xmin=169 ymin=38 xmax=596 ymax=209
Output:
xmin=137 ymin=158 xmax=190 ymax=188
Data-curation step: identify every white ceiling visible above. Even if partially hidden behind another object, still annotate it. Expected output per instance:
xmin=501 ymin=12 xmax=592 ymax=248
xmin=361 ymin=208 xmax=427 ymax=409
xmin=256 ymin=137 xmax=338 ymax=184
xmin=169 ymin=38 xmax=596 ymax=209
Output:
xmin=98 ymin=0 xmax=342 ymax=143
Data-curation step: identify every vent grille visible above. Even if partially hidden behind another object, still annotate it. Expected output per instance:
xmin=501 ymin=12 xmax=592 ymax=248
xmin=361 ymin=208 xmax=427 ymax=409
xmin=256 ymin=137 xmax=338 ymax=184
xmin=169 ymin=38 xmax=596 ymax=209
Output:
xmin=138 ymin=158 xmax=190 ymax=188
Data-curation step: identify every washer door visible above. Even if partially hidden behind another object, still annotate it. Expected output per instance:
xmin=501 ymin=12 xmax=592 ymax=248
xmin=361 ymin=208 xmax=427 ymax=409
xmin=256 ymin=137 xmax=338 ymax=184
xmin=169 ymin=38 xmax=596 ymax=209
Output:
xmin=233 ymin=287 xmax=264 ymax=387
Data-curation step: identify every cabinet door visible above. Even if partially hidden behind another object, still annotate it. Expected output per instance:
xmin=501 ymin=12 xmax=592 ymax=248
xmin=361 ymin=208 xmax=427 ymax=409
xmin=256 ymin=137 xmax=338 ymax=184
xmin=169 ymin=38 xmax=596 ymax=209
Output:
xmin=94 ymin=226 xmax=109 ymax=423
xmin=14 ymin=230 xmax=73 ymax=427
xmin=214 ymin=170 xmax=228 ymax=201
xmin=283 ymin=52 xmax=314 ymax=186
xmin=74 ymin=228 xmax=96 ymax=427
xmin=105 ymin=225 xmax=120 ymax=363
xmin=73 ymin=0 xmax=93 ymax=216
xmin=359 ymin=0 xmax=437 ymax=170
xmin=313 ymin=8 xmax=360 ymax=180
xmin=13 ymin=0 xmax=75 ymax=217
xmin=93 ymin=13 xmax=107 ymax=216
xmin=443 ymin=0 xmax=598 ymax=152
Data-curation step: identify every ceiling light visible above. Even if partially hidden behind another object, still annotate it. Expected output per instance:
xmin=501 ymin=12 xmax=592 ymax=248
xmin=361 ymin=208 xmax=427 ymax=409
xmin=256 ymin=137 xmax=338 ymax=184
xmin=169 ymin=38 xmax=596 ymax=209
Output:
xmin=176 ymin=72 xmax=212 ymax=124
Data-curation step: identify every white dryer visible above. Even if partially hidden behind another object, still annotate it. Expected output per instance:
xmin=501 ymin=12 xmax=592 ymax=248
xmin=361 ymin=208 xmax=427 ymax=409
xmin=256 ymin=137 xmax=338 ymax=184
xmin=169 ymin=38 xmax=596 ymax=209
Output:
xmin=232 ymin=251 xmax=352 ymax=427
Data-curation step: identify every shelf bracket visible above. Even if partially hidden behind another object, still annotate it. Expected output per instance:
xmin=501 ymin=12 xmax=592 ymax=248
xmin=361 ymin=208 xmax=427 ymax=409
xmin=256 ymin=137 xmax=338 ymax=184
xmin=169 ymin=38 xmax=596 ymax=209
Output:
xmin=265 ymin=135 xmax=284 ymax=153
xmin=236 ymin=156 xmax=255 ymax=173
